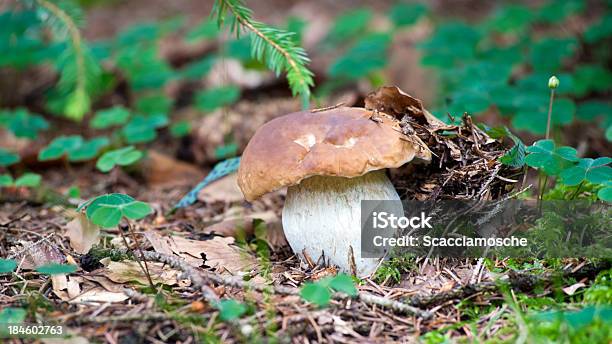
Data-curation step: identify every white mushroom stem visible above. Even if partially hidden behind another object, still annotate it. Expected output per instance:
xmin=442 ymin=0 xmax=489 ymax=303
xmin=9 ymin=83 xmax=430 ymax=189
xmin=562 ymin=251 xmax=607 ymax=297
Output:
xmin=282 ymin=170 xmax=403 ymax=277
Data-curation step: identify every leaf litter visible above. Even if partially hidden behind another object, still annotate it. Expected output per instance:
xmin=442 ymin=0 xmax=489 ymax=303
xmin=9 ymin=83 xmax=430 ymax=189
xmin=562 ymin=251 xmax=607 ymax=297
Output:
xmin=0 ymin=89 xmax=605 ymax=342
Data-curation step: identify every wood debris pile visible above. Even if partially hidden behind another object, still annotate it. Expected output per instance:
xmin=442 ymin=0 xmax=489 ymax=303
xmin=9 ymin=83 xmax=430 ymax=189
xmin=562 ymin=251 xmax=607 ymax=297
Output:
xmin=365 ymin=86 xmax=521 ymax=201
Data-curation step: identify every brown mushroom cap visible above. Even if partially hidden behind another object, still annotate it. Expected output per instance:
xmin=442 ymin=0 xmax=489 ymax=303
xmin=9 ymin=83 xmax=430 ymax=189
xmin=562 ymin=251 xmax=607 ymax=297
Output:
xmin=237 ymin=107 xmax=430 ymax=201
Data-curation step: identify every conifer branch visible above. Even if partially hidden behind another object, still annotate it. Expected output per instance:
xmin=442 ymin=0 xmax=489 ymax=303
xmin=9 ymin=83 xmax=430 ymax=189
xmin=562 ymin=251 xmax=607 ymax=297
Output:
xmin=213 ymin=0 xmax=314 ymax=107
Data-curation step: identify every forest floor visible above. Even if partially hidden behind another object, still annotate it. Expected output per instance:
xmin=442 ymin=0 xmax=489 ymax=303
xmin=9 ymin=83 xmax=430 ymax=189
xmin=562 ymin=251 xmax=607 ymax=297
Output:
xmin=1 ymin=1 xmax=610 ymax=343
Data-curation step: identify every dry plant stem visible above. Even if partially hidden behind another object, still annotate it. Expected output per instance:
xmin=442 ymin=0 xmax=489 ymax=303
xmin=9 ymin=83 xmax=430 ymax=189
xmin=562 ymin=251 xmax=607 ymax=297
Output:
xmin=117 ymin=223 xmax=154 ymax=289
xmin=118 ymin=249 xmax=432 ymax=318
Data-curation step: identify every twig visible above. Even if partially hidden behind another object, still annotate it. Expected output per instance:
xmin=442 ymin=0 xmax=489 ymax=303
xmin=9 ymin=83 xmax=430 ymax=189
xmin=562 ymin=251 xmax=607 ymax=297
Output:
xmin=116 ymin=249 xmax=432 ymax=318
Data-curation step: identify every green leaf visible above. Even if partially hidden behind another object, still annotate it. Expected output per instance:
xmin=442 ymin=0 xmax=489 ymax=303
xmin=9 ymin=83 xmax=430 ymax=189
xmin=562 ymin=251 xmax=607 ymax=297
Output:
xmin=179 ymin=56 xmax=216 ymax=80
xmin=606 ymin=125 xmax=612 ymax=142
xmin=90 ymin=205 xmax=123 ymax=228
xmin=135 ymin=94 xmax=173 ymax=115
xmin=0 ymin=174 xmax=14 ymax=187
xmin=329 ymin=274 xmax=358 ymax=296
xmin=4 ymin=108 xmax=49 ymax=139
xmin=598 ymin=187 xmax=612 ymax=202
xmin=170 ymin=121 xmax=191 ymax=138
xmin=537 ymin=0 xmax=585 ymax=23
xmin=0 ymin=149 xmax=20 ymax=167
xmin=85 ymin=193 xmax=135 ymax=218
xmin=300 ymin=282 xmax=332 ymax=307
xmin=0 ymin=259 xmax=17 ymax=273
xmin=186 ymin=20 xmax=220 ymax=43
xmin=388 ymin=3 xmax=428 ymax=28
xmin=216 ymin=299 xmax=247 ymax=321
xmin=195 ymin=86 xmax=240 ymax=112
xmin=324 ymin=8 xmax=371 ymax=46
xmin=0 ymin=307 xmax=26 ymax=324
xmin=38 ymin=135 xmax=84 ymax=161
xmin=485 ymin=4 xmax=533 ymax=33
xmin=122 ymin=201 xmax=152 ymax=220
xmin=525 ymin=139 xmax=578 ymax=175
xmin=529 ymin=38 xmax=578 ymax=72
xmin=500 ymin=133 xmax=527 ymax=168
xmin=328 ymin=33 xmax=391 ymax=79
xmin=14 ymin=173 xmax=41 ymax=187
xmin=214 ymin=143 xmax=238 ymax=159
xmin=67 ymin=137 xmax=110 ymax=161
xmin=572 ymin=64 xmax=612 ymax=97
xmin=576 ymin=101 xmax=611 ymax=122
xmin=511 ymin=98 xmax=575 ymax=135
xmin=581 ymin=157 xmax=612 ymax=184
xmin=585 ymin=14 xmax=612 ymax=43
xmin=91 ymin=106 xmax=131 ymax=129
xmin=64 ymin=88 xmax=91 ymax=121
xmin=122 ymin=115 xmax=168 ymax=144
xmin=96 ymin=146 xmax=143 ymax=172
xmin=36 ymin=263 xmax=77 ymax=275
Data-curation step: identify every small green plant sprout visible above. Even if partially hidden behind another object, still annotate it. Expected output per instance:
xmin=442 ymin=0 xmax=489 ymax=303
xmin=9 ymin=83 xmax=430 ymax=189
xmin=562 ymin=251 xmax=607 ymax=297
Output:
xmin=216 ymin=299 xmax=248 ymax=321
xmin=0 ymin=148 xmax=20 ymax=167
xmin=38 ymin=135 xmax=109 ymax=162
xmin=0 ymin=108 xmax=49 ymax=139
xmin=195 ymin=86 xmax=241 ymax=112
xmin=0 ymin=259 xmax=17 ymax=274
xmin=0 ymin=307 xmax=26 ymax=324
xmin=96 ymin=146 xmax=143 ymax=173
xmin=35 ymin=263 xmax=77 ymax=275
xmin=80 ymin=193 xmax=152 ymax=228
xmin=525 ymin=140 xmax=578 ymax=176
xmin=0 ymin=173 xmax=42 ymax=188
xmin=299 ymin=274 xmax=358 ymax=307
xmin=560 ymin=157 xmax=612 ymax=186
xmin=121 ymin=114 xmax=168 ymax=144
xmin=36 ymin=263 xmax=77 ymax=276
xmin=90 ymin=106 xmax=131 ymax=129
xmin=169 ymin=121 xmax=191 ymax=138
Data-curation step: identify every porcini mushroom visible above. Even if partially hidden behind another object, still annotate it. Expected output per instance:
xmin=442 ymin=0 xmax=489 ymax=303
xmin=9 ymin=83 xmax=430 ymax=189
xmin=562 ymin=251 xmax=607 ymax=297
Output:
xmin=237 ymin=107 xmax=430 ymax=276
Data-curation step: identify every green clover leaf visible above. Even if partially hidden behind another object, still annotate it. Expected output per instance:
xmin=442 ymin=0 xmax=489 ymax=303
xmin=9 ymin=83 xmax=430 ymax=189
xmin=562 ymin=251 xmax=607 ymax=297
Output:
xmin=38 ymin=135 xmax=84 ymax=161
xmin=84 ymin=193 xmax=152 ymax=228
xmin=14 ymin=173 xmax=41 ymax=187
xmin=91 ymin=106 xmax=131 ymax=129
xmin=0 ymin=259 xmax=17 ymax=273
xmin=0 ymin=307 xmax=26 ymax=324
xmin=121 ymin=115 xmax=168 ymax=144
xmin=67 ymin=137 xmax=110 ymax=161
xmin=300 ymin=282 xmax=332 ymax=307
xmin=195 ymin=86 xmax=241 ymax=112
xmin=96 ymin=146 xmax=143 ymax=172
xmin=560 ymin=158 xmax=612 ymax=186
xmin=36 ymin=263 xmax=77 ymax=275
xmin=0 ymin=174 xmax=13 ymax=187
xmin=0 ymin=148 xmax=20 ymax=167
xmin=329 ymin=274 xmax=358 ymax=296
xmin=216 ymin=299 xmax=247 ymax=321
xmin=525 ymin=140 xmax=578 ymax=176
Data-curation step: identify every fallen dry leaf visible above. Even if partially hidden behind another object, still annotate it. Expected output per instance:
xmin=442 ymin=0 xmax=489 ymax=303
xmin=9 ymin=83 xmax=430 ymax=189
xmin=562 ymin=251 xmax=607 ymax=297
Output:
xmin=69 ymin=288 xmax=129 ymax=304
xmin=563 ymin=282 xmax=586 ymax=295
xmin=140 ymin=150 xmax=204 ymax=188
xmin=104 ymin=260 xmax=181 ymax=286
xmin=65 ymin=213 xmax=100 ymax=254
xmin=145 ymin=231 xmax=258 ymax=274
xmin=10 ymin=240 xmax=65 ymax=270
xmin=197 ymin=173 xmax=244 ymax=204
